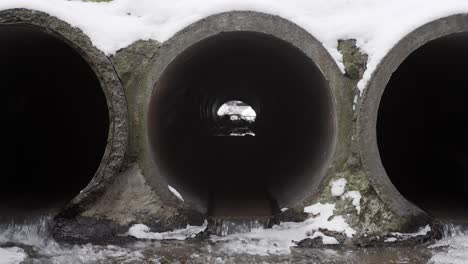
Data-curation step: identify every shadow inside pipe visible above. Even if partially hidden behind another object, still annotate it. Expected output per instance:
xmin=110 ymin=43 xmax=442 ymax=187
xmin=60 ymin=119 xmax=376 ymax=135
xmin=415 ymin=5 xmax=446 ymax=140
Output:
xmin=149 ymin=32 xmax=335 ymax=217
xmin=377 ymin=32 xmax=468 ymax=223
xmin=0 ymin=25 xmax=109 ymax=220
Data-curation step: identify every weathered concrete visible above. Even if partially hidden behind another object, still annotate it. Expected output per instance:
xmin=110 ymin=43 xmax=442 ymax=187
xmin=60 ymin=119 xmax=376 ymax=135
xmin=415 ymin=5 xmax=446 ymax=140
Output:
xmin=145 ymin=11 xmax=350 ymax=219
xmin=357 ymin=14 xmax=468 ymax=233
xmin=1 ymin=8 xmax=452 ymax=244
xmin=0 ymin=8 xmax=127 ymax=227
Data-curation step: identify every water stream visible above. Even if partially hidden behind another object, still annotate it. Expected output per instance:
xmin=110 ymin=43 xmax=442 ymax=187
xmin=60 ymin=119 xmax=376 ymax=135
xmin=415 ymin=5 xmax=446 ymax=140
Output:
xmin=0 ymin=215 xmax=467 ymax=264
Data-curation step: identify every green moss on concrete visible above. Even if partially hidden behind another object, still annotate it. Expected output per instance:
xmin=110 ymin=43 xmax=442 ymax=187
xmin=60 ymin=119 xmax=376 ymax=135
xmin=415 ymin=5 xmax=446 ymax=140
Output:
xmin=311 ymin=39 xmax=407 ymax=236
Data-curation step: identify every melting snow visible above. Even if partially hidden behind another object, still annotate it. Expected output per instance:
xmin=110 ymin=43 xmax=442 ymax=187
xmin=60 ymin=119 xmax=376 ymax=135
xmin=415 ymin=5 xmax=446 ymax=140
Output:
xmin=331 ymin=178 xmax=347 ymax=196
xmin=128 ymin=220 xmax=207 ymax=240
xmin=342 ymin=191 xmax=362 ymax=214
xmin=386 ymin=225 xmax=432 ymax=241
xmin=168 ymin=185 xmax=184 ymax=202
xmin=0 ymin=247 xmax=27 ymax=264
xmin=212 ymin=202 xmax=355 ymax=256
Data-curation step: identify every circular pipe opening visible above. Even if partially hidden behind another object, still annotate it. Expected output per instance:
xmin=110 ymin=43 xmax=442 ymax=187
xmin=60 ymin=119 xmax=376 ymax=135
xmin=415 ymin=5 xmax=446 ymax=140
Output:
xmin=377 ymin=32 xmax=468 ymax=222
xmin=149 ymin=31 xmax=335 ymax=217
xmin=0 ymin=24 xmax=109 ymax=219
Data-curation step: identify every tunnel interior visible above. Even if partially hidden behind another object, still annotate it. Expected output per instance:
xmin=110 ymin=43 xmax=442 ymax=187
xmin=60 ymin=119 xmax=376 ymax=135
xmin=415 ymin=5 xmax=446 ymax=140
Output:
xmin=377 ymin=32 xmax=468 ymax=222
xmin=0 ymin=25 xmax=109 ymax=219
xmin=149 ymin=31 xmax=336 ymax=217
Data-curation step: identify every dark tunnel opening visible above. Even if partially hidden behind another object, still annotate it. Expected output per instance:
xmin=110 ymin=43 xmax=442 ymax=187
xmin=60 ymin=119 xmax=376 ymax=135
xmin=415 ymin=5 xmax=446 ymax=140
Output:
xmin=0 ymin=25 xmax=109 ymax=219
xmin=149 ymin=32 xmax=336 ymax=218
xmin=377 ymin=33 xmax=468 ymax=223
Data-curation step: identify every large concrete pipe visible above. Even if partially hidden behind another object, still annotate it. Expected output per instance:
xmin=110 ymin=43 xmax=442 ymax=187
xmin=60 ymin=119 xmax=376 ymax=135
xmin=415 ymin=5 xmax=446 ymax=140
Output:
xmin=148 ymin=11 xmax=349 ymax=219
xmin=359 ymin=15 xmax=468 ymax=223
xmin=0 ymin=9 xmax=127 ymax=221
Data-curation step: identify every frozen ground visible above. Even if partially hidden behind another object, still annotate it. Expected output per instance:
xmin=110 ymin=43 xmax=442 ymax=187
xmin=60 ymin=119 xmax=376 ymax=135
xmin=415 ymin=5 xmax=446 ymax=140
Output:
xmin=3 ymin=0 xmax=468 ymax=92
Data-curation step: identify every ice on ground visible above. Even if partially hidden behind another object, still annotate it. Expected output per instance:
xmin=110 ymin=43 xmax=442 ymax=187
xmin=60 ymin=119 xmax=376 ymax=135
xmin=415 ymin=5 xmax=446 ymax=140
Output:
xmin=331 ymin=178 xmax=347 ymax=196
xmin=128 ymin=220 xmax=207 ymax=240
xmin=213 ymin=202 xmax=355 ymax=256
xmin=342 ymin=191 xmax=362 ymax=214
xmin=387 ymin=225 xmax=432 ymax=241
xmin=168 ymin=185 xmax=184 ymax=202
xmin=0 ymin=247 xmax=27 ymax=264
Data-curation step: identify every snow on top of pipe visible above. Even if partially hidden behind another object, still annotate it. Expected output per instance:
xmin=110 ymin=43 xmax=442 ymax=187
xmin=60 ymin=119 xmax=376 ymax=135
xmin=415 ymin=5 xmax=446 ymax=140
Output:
xmin=2 ymin=0 xmax=468 ymax=91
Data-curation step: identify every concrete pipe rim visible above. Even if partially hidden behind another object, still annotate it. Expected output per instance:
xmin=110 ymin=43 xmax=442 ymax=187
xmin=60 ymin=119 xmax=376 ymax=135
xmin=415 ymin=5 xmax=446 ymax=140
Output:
xmin=0 ymin=8 xmax=128 ymax=217
xmin=358 ymin=14 xmax=468 ymax=224
xmin=147 ymin=11 xmax=349 ymax=215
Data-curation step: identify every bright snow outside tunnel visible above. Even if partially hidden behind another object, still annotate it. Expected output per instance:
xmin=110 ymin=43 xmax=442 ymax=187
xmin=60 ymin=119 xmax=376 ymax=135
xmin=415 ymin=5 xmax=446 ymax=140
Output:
xmin=215 ymin=100 xmax=256 ymax=136
xmin=149 ymin=31 xmax=335 ymax=219
xmin=377 ymin=32 xmax=468 ymax=223
xmin=0 ymin=25 xmax=109 ymax=220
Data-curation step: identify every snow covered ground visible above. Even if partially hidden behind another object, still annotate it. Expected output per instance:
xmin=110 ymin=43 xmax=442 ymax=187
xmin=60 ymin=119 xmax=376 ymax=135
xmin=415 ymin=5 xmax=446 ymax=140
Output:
xmin=2 ymin=0 xmax=468 ymax=93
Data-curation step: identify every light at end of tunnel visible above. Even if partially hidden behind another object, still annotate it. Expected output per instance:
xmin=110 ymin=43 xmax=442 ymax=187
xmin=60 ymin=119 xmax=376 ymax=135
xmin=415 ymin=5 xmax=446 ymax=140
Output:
xmin=216 ymin=100 xmax=256 ymax=136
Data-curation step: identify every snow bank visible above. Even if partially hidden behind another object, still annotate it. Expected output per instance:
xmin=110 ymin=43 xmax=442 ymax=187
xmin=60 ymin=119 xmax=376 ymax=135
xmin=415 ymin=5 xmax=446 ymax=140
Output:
xmin=128 ymin=220 xmax=207 ymax=240
xmin=3 ymin=0 xmax=468 ymax=92
xmin=0 ymin=247 xmax=27 ymax=264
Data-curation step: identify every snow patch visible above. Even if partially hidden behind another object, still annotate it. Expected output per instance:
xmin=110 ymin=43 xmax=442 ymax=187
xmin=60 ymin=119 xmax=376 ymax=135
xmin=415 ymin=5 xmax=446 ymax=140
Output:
xmin=331 ymin=178 xmax=347 ymax=196
xmin=0 ymin=247 xmax=27 ymax=264
xmin=213 ymin=202 xmax=355 ymax=256
xmin=128 ymin=220 xmax=207 ymax=240
xmin=309 ymin=231 xmax=339 ymax=245
xmin=168 ymin=185 xmax=184 ymax=202
xmin=384 ymin=237 xmax=397 ymax=243
xmin=385 ymin=225 xmax=432 ymax=242
xmin=342 ymin=191 xmax=362 ymax=214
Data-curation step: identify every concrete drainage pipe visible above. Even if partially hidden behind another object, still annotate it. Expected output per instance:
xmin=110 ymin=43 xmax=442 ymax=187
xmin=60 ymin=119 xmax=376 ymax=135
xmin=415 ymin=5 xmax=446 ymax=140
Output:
xmin=359 ymin=14 xmax=468 ymax=224
xmin=0 ymin=9 xmax=127 ymax=221
xmin=148 ymin=11 xmax=347 ymax=219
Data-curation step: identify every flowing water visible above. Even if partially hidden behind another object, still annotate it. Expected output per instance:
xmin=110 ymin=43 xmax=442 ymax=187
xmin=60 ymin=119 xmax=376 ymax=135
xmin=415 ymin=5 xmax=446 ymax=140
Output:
xmin=0 ymin=216 xmax=467 ymax=264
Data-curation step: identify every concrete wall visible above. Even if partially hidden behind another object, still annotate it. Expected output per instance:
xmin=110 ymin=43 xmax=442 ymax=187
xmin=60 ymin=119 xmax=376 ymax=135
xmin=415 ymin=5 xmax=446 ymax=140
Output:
xmin=3 ymin=8 xmax=466 ymax=245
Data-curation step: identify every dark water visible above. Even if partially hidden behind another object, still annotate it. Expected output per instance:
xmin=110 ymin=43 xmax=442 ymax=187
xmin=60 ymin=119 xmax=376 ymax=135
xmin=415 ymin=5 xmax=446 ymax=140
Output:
xmin=0 ymin=216 xmax=466 ymax=264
